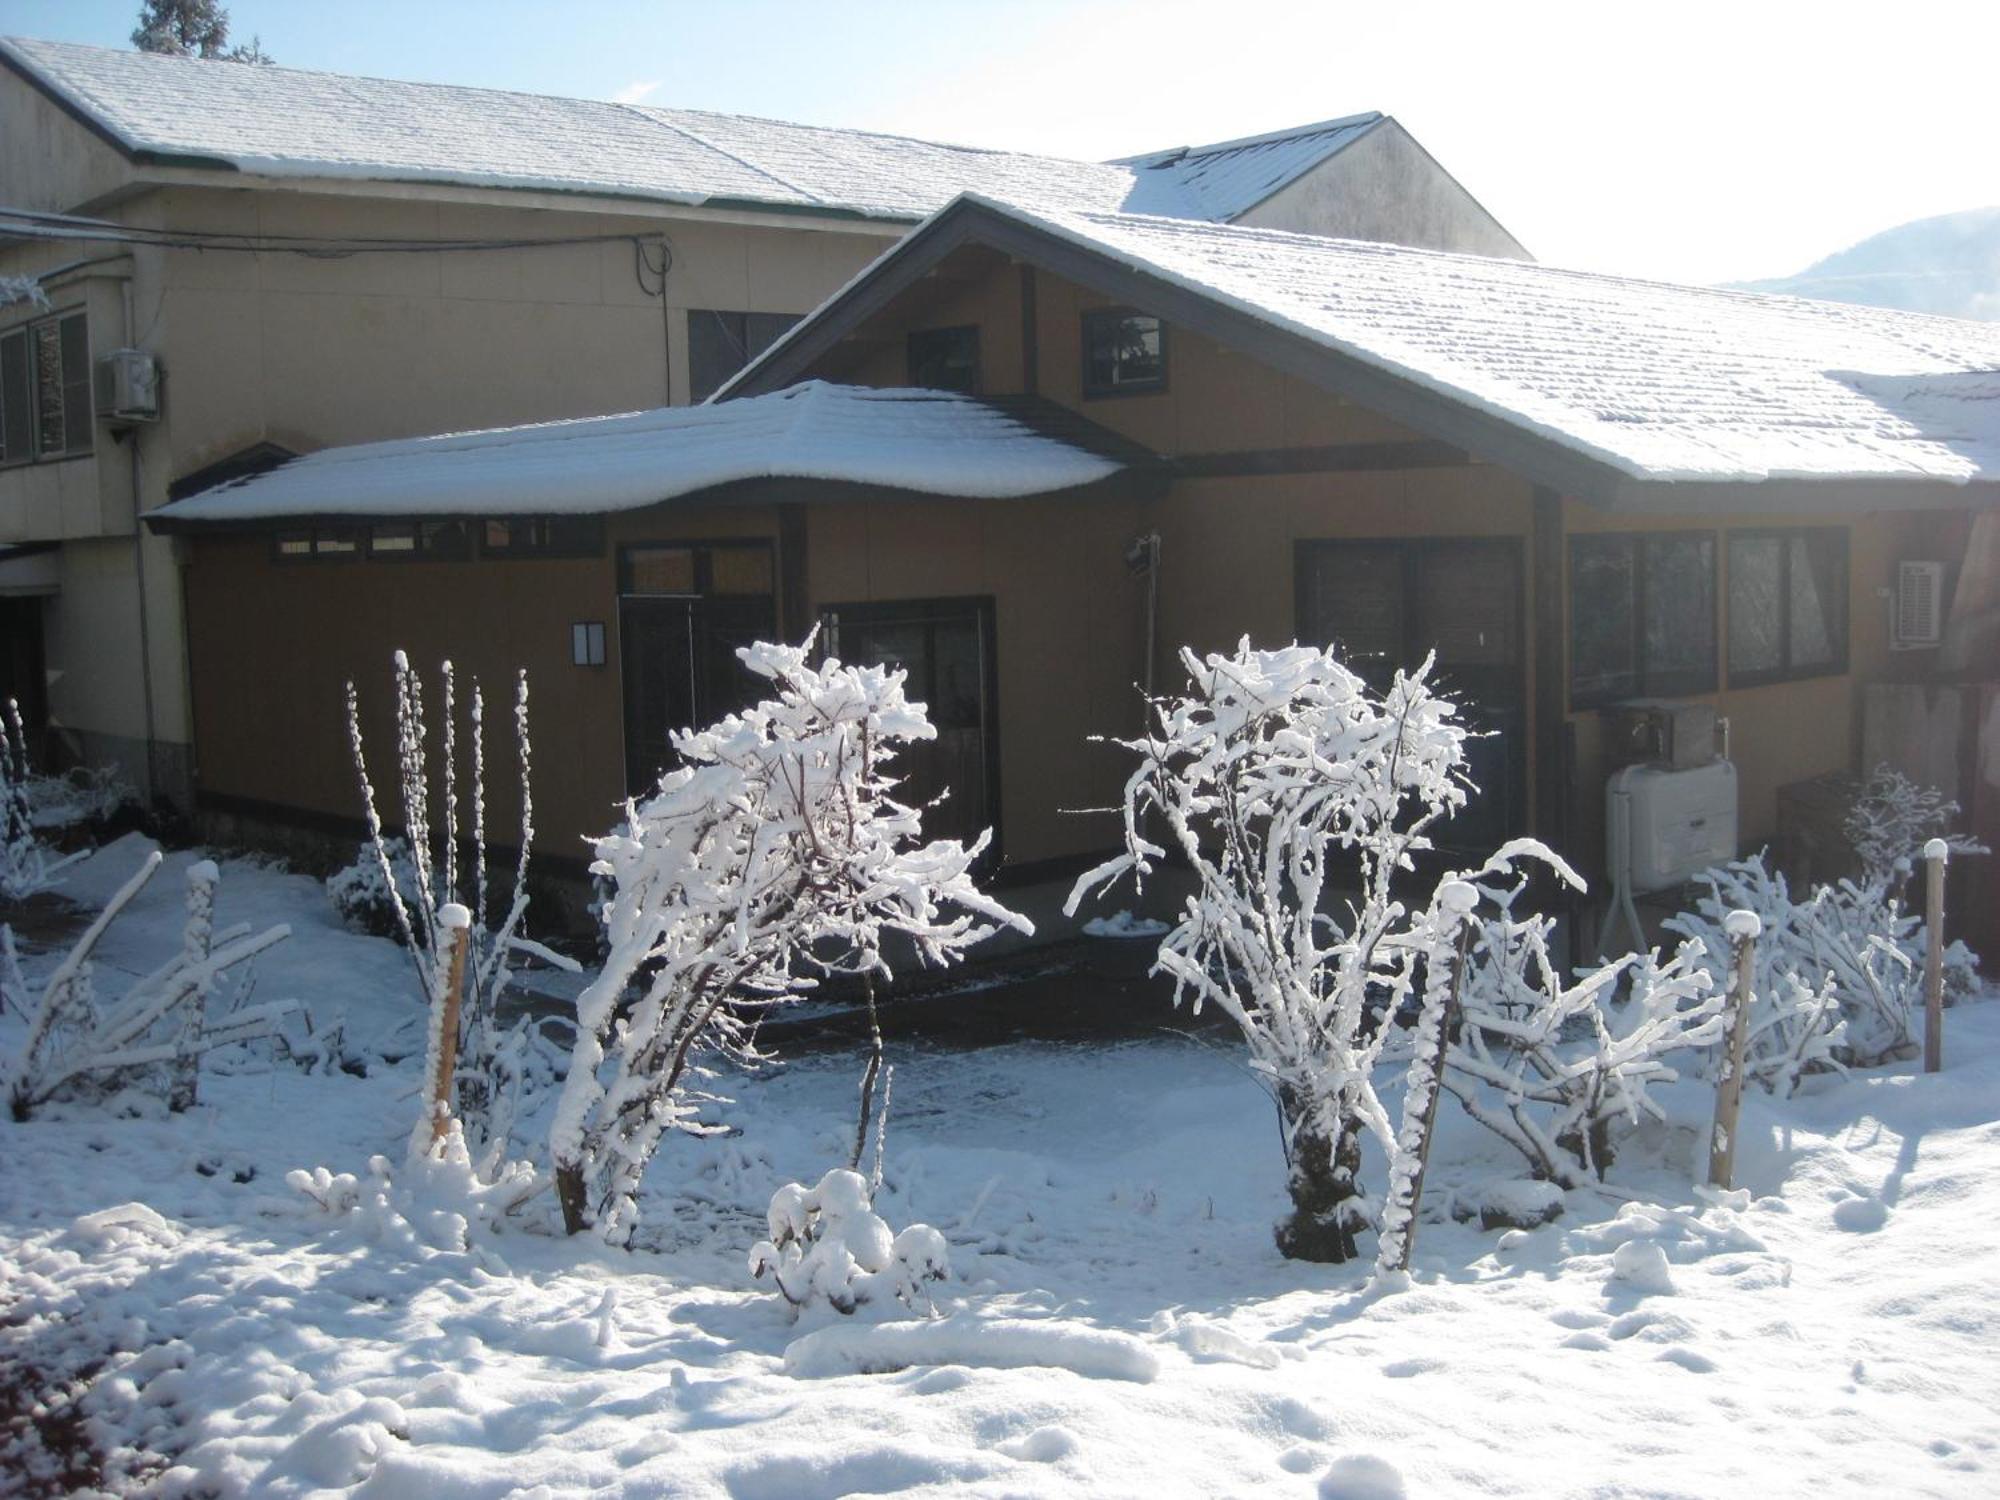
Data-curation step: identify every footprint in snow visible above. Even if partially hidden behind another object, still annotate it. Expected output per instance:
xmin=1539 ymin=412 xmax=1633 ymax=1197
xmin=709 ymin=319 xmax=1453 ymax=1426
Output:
xmin=1279 ymin=1445 xmax=1325 ymax=1474
xmin=1656 ymin=1346 xmax=1718 ymax=1373
xmin=1320 ymin=1453 xmax=1407 ymax=1500
xmin=1380 ymin=1357 xmax=1444 ymax=1379
xmin=1831 ymin=1196 xmax=1888 ymax=1232
xmin=1561 ymin=1331 xmax=1612 ymax=1352
xmin=1549 ymin=1308 xmax=1608 ymax=1331
xmin=996 ymin=1426 xmax=1080 ymax=1463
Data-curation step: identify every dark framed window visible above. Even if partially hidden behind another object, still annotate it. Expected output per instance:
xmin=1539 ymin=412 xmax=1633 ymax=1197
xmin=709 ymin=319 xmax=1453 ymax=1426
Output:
xmin=273 ymin=525 xmax=363 ymax=561
xmin=1568 ymin=532 xmax=1717 ymax=708
xmin=687 ymin=309 xmax=802 ymax=403
xmin=368 ymin=519 xmax=473 ymax=560
xmin=480 ymin=515 xmax=604 ymax=559
xmin=1081 ymin=308 xmax=1166 ymax=397
xmin=1728 ymin=527 xmax=1849 ymax=686
xmin=1297 ymin=537 xmax=1525 ymax=849
xmin=619 ymin=540 xmax=778 ymax=795
xmin=0 ymin=309 xmax=90 ymax=465
xmin=906 ymin=325 xmax=980 ymax=393
xmin=820 ymin=596 xmax=1000 ymax=860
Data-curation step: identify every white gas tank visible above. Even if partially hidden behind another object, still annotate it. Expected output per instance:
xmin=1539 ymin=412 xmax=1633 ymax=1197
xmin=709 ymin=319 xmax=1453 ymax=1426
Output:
xmin=1608 ymin=760 xmax=1738 ymax=894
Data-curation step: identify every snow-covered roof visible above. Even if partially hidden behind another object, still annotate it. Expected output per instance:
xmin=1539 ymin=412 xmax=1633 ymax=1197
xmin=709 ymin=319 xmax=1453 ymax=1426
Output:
xmin=1114 ymin=114 xmax=1384 ymax=222
xmin=735 ymin=194 xmax=2000 ymax=490
xmin=151 ymin=383 xmax=1128 ymax=526
xmin=0 ymin=37 xmax=1176 ymax=221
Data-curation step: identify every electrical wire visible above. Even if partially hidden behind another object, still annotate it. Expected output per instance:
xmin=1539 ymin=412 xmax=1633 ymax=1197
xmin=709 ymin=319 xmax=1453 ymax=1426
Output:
xmin=0 ymin=202 xmax=667 ymax=259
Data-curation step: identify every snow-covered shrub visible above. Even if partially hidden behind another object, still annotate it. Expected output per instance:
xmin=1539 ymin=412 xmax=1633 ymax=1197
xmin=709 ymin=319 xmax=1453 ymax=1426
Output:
xmin=2 ymin=698 xmax=85 ymax=902
xmin=1844 ymin=763 xmax=1986 ymax=888
xmin=0 ymin=274 xmax=47 ymax=311
xmin=2 ymin=853 xmax=296 ymax=1119
xmin=551 ymin=637 xmax=1029 ymax=1245
xmin=346 ymin=653 xmax=578 ymax=1161
xmin=288 ymin=1118 xmax=537 ymax=1258
xmin=749 ymin=1168 xmax=949 ymax=1318
xmin=1440 ymin=893 xmax=1725 ymax=1182
xmin=1666 ymin=852 xmax=1979 ymax=1080
xmin=1068 ymin=638 xmax=1482 ymax=1263
xmin=325 ymin=837 xmax=418 ymax=940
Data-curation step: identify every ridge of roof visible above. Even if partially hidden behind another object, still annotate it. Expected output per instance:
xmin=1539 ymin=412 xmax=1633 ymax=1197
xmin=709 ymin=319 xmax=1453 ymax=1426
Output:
xmin=1110 ymin=111 xmax=1384 ymax=167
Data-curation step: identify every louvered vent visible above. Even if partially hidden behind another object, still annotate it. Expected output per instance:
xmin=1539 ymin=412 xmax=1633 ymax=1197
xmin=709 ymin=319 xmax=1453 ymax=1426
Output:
xmin=1893 ymin=560 xmax=1944 ymax=649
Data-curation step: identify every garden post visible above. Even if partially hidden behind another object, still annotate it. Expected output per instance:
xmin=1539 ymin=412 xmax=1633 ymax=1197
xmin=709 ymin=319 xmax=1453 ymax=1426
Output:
xmin=1923 ymin=838 xmax=1948 ymax=1074
xmin=1708 ymin=909 xmax=1760 ymax=1191
xmin=426 ymin=905 xmax=473 ymax=1152
xmin=1392 ymin=883 xmax=1478 ymax=1273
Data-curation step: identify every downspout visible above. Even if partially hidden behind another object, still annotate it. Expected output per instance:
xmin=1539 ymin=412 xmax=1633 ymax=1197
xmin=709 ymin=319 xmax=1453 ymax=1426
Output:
xmin=122 ymin=278 xmax=160 ymax=804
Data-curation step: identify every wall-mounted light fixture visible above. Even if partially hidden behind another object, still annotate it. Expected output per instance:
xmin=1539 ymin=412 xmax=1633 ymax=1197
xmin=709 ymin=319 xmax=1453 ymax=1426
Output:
xmin=571 ymin=620 xmax=606 ymax=667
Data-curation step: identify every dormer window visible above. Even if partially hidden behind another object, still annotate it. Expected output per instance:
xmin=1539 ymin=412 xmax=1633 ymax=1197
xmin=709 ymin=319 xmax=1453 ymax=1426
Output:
xmin=1082 ymin=308 xmax=1166 ymax=397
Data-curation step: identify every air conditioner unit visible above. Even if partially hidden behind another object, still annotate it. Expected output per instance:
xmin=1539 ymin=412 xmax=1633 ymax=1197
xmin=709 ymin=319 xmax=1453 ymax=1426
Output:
xmin=1892 ymin=561 xmax=1944 ymax=650
xmin=93 ymin=348 xmax=160 ymax=423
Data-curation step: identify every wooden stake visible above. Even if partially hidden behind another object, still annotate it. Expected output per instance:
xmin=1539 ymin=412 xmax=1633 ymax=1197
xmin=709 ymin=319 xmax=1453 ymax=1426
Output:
xmin=1394 ymin=895 xmax=1477 ymax=1273
xmin=428 ymin=908 xmax=472 ymax=1151
xmin=1708 ymin=909 xmax=1760 ymax=1191
xmin=1923 ymin=838 xmax=1949 ymax=1075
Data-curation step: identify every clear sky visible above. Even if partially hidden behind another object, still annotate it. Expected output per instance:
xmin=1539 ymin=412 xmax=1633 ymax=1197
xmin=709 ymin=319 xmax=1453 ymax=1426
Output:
xmin=5 ymin=0 xmax=1996 ymax=285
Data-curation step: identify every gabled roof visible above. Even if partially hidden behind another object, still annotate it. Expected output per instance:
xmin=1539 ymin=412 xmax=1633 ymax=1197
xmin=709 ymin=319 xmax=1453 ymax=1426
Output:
xmin=1113 ymin=114 xmax=1384 ymax=222
xmin=0 ymin=36 xmax=1180 ymax=221
xmin=146 ymin=382 xmax=1136 ymax=529
xmin=722 ymin=194 xmax=2000 ymax=504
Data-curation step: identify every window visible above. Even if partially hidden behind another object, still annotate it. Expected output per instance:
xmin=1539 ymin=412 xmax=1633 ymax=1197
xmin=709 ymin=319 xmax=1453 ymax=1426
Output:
xmin=1081 ymin=308 xmax=1166 ymax=396
xmin=0 ymin=310 xmax=90 ymax=465
xmin=481 ymin=516 xmax=604 ymax=558
xmin=368 ymin=519 xmax=472 ymax=560
xmin=274 ymin=526 xmax=362 ymax=560
xmin=1728 ymin=528 xmax=1848 ymax=685
xmin=1568 ymin=532 xmax=1716 ymax=708
xmin=906 ymin=326 xmax=980 ymax=393
xmin=687 ymin=309 xmax=802 ymax=403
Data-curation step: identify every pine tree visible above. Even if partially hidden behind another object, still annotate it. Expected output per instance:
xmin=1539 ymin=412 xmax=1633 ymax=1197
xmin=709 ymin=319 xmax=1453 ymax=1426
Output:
xmin=132 ymin=0 xmax=274 ymax=64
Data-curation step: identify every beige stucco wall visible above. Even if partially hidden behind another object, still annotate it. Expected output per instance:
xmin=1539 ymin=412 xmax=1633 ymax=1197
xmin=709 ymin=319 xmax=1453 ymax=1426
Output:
xmin=0 ymin=63 xmax=135 ymax=213
xmin=1237 ymin=120 xmax=1532 ymax=260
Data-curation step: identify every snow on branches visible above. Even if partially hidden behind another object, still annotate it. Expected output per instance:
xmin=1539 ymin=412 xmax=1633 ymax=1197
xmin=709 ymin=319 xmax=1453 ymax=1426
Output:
xmin=346 ymin=653 xmax=577 ymax=1162
xmin=1844 ymin=763 xmax=1986 ymax=888
xmin=749 ymin=1168 xmax=949 ymax=1319
xmin=551 ymin=636 xmax=1030 ymax=1245
xmin=1067 ymin=638 xmax=1475 ymax=1262
xmin=2 ymin=853 xmax=296 ymax=1119
xmin=1666 ymin=852 xmax=1978 ymax=1084
xmin=2 ymin=698 xmax=84 ymax=902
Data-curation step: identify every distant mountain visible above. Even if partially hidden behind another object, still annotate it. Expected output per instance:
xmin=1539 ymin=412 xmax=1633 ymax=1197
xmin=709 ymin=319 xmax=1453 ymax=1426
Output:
xmin=1731 ymin=206 xmax=2000 ymax=321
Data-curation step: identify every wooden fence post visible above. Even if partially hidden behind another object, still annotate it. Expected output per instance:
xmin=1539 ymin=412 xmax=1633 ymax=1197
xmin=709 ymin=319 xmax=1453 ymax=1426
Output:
xmin=1708 ymin=909 xmax=1760 ymax=1192
xmin=424 ymin=904 xmax=473 ymax=1153
xmin=1924 ymin=838 xmax=1948 ymax=1075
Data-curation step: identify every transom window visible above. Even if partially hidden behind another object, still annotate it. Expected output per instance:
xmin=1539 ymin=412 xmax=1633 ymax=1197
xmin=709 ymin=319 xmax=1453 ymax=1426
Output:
xmin=1727 ymin=528 xmax=1848 ymax=686
xmin=275 ymin=526 xmax=363 ymax=560
xmin=481 ymin=516 xmax=604 ymax=558
xmin=368 ymin=520 xmax=473 ymax=559
xmin=1568 ymin=532 xmax=1717 ymax=708
xmin=906 ymin=325 xmax=980 ymax=393
xmin=1081 ymin=308 xmax=1166 ymax=397
xmin=0 ymin=309 xmax=91 ymax=465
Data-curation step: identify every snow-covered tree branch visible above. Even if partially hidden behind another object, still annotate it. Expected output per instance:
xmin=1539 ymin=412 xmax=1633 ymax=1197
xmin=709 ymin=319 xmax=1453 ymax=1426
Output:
xmin=551 ymin=636 xmax=1030 ymax=1245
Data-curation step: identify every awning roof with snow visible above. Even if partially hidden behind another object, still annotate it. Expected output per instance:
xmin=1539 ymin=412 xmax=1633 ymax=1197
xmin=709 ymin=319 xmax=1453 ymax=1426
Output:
xmin=147 ymin=383 xmax=1142 ymax=530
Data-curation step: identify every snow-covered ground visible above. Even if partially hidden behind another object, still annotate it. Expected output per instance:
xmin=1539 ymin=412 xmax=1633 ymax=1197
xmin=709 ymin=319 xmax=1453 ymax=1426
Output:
xmin=4 ymin=836 xmax=1997 ymax=1497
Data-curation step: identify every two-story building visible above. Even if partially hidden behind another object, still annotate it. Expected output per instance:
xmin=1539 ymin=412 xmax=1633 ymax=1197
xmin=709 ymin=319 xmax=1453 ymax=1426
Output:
xmin=0 ymin=36 xmax=1523 ymax=808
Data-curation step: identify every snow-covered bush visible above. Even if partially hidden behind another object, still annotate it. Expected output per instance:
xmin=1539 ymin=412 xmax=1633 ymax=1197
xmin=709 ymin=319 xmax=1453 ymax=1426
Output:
xmin=1844 ymin=763 xmax=1986 ymax=888
xmin=2 ymin=853 xmax=296 ymax=1119
xmin=1666 ymin=852 xmax=1979 ymax=1081
xmin=0 ymin=274 xmax=47 ymax=311
xmin=749 ymin=1167 xmax=949 ymax=1318
xmin=346 ymin=654 xmax=577 ymax=1161
xmin=325 ymin=836 xmax=418 ymax=940
xmin=1068 ymin=638 xmax=1482 ymax=1263
xmin=1439 ymin=889 xmax=1725 ymax=1182
xmin=288 ymin=1118 xmax=537 ymax=1258
xmin=551 ymin=637 xmax=1029 ymax=1245
xmin=2 ymin=698 xmax=85 ymax=902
